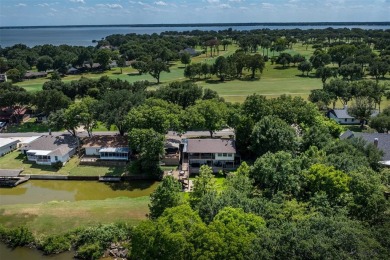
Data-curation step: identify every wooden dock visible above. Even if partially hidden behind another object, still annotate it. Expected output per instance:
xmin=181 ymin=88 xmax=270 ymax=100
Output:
xmin=0 ymin=169 xmax=29 ymax=187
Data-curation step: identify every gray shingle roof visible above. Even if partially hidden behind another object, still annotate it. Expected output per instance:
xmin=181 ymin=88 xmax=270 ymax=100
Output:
xmin=354 ymin=133 xmax=390 ymax=161
xmin=330 ymin=108 xmax=379 ymax=119
xmin=21 ymin=135 xmax=77 ymax=157
xmin=184 ymin=139 xmax=236 ymax=154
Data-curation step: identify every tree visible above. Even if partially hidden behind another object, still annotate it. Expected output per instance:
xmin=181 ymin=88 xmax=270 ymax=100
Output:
xmin=315 ymin=66 xmax=335 ymax=85
xmin=186 ymin=99 xmax=228 ymax=137
xmin=5 ymin=68 xmax=23 ymax=82
xmin=348 ymin=96 xmax=375 ymax=127
xmin=0 ymin=83 xmax=31 ymax=124
xmin=250 ymin=116 xmax=297 ymax=156
xmin=338 ymin=63 xmax=363 ymax=81
xmin=302 ymin=164 xmax=351 ymax=205
xmin=368 ymin=61 xmax=389 ymax=82
xmin=96 ymin=89 xmax=145 ymax=135
xmin=213 ymin=56 xmax=230 ymax=81
xmin=292 ymin=53 xmax=306 ymax=66
xmin=48 ymin=108 xmax=79 ymax=136
xmin=127 ymin=99 xmax=180 ymax=134
xmin=250 ymin=151 xmax=302 ymax=197
xmin=246 ymin=54 xmax=265 ymax=79
xmin=328 ymin=44 xmax=357 ymax=67
xmin=148 ymin=59 xmax=170 ymax=84
xmin=131 ymin=61 xmax=149 ymax=75
xmin=154 ymin=81 xmax=203 ymax=108
xmin=297 ymin=61 xmax=312 ymax=76
xmin=128 ymin=128 xmax=165 ymax=178
xmin=190 ymin=165 xmax=216 ymax=209
xmin=180 ymin=52 xmax=191 ymax=67
xmin=78 ymin=97 xmax=98 ymax=137
xmin=276 ymin=53 xmax=292 ymax=68
xmin=324 ymin=79 xmax=353 ymax=106
xmin=310 ymin=50 xmax=331 ymax=69
xmin=33 ymin=90 xmax=71 ymax=116
xmin=308 ymin=89 xmax=334 ymax=110
xmin=117 ymin=57 xmax=126 ymax=74
xmin=36 ymin=55 xmax=54 ymax=71
xmin=148 ymin=176 xmax=182 ymax=219
xmin=95 ymin=49 xmax=111 ymax=70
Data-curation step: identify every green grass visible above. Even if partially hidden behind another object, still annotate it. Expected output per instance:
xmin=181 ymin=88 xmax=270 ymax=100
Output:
xmin=5 ymin=118 xmax=57 ymax=133
xmin=0 ymin=196 xmax=149 ymax=236
xmin=16 ymin=44 xmax=390 ymax=105
xmin=0 ymin=151 xmax=126 ymax=176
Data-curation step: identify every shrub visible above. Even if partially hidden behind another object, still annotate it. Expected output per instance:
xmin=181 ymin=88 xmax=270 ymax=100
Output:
xmin=52 ymin=161 xmax=63 ymax=170
xmin=40 ymin=234 xmax=72 ymax=254
xmin=76 ymin=242 xmax=103 ymax=260
xmin=6 ymin=226 xmax=34 ymax=248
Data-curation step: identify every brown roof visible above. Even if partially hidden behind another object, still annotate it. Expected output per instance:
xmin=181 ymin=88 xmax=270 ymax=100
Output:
xmin=82 ymin=135 xmax=128 ymax=148
xmin=185 ymin=139 xmax=236 ymax=154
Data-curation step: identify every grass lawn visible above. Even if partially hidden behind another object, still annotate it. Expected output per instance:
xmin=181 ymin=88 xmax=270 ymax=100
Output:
xmin=5 ymin=118 xmax=57 ymax=133
xmin=16 ymin=43 xmax=390 ymax=106
xmin=0 ymin=196 xmax=149 ymax=237
xmin=0 ymin=151 xmax=126 ymax=176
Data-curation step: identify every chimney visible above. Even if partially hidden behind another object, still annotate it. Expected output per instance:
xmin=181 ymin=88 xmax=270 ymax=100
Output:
xmin=374 ymin=138 xmax=378 ymax=147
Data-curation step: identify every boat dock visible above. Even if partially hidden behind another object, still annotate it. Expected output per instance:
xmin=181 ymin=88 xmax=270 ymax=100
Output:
xmin=0 ymin=169 xmax=29 ymax=187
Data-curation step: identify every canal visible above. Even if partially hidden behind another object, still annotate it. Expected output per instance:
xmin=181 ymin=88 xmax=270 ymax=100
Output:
xmin=0 ymin=180 xmax=158 ymax=205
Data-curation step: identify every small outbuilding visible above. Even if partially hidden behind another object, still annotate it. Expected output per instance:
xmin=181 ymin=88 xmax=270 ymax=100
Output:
xmin=0 ymin=138 xmax=20 ymax=156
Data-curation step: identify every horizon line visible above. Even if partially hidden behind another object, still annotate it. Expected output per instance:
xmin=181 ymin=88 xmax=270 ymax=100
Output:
xmin=1 ymin=21 xmax=390 ymax=29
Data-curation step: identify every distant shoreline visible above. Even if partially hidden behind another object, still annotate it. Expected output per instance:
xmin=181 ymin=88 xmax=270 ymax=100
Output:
xmin=1 ymin=22 xmax=390 ymax=30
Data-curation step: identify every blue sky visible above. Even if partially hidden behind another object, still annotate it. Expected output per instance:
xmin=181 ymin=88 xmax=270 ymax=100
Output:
xmin=0 ymin=0 xmax=389 ymax=26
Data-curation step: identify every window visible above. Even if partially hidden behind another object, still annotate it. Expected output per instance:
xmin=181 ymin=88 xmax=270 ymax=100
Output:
xmin=55 ymin=156 xmax=58 ymax=161
xmin=223 ymin=153 xmax=227 ymax=157
xmin=344 ymin=118 xmax=347 ymax=122
xmin=227 ymin=153 xmax=232 ymax=157
xmin=218 ymin=153 xmax=222 ymax=156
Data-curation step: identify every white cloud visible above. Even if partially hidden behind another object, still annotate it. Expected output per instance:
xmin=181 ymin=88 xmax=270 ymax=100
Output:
xmin=154 ymin=1 xmax=167 ymax=6
xmin=218 ymin=4 xmax=231 ymax=8
xmin=229 ymin=0 xmax=243 ymax=2
xmin=260 ymin=2 xmax=274 ymax=9
xmin=50 ymin=8 xmax=58 ymax=12
xmin=37 ymin=3 xmax=49 ymax=7
xmin=96 ymin=4 xmax=123 ymax=9
xmin=15 ymin=3 xmax=27 ymax=7
xmin=206 ymin=0 xmax=220 ymax=3
xmin=70 ymin=0 xmax=85 ymax=3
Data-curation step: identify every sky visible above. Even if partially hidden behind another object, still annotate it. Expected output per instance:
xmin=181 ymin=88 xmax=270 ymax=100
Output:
xmin=0 ymin=0 xmax=389 ymax=26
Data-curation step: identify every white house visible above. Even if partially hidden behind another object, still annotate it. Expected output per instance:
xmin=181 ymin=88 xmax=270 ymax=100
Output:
xmin=0 ymin=138 xmax=20 ymax=156
xmin=20 ymin=135 xmax=77 ymax=165
xmin=182 ymin=138 xmax=239 ymax=174
xmin=82 ymin=135 xmax=129 ymax=161
xmin=328 ymin=106 xmax=379 ymax=125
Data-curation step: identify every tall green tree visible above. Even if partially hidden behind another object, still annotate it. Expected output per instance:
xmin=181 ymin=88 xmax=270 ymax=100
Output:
xmin=148 ymin=176 xmax=182 ymax=219
xmin=190 ymin=165 xmax=216 ymax=209
xmin=148 ymin=59 xmax=170 ymax=84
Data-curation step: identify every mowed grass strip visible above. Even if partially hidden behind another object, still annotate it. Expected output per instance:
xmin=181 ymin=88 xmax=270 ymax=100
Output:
xmin=0 ymin=196 xmax=149 ymax=236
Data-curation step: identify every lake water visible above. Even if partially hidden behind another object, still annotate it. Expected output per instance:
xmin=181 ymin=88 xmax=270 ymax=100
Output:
xmin=0 ymin=243 xmax=74 ymax=260
xmin=0 ymin=180 xmax=158 ymax=205
xmin=1 ymin=25 xmax=389 ymax=47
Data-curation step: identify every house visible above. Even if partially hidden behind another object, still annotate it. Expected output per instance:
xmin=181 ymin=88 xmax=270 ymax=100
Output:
xmin=0 ymin=107 xmax=30 ymax=124
xmin=0 ymin=74 xmax=7 ymax=82
xmin=327 ymin=106 xmax=379 ymax=125
xmin=182 ymin=138 xmax=240 ymax=174
xmin=82 ymin=135 xmax=129 ymax=161
xmin=24 ymin=71 xmax=48 ymax=80
xmin=162 ymin=139 xmax=181 ymax=166
xmin=11 ymin=136 xmax=41 ymax=149
xmin=180 ymin=48 xmax=198 ymax=56
xmin=0 ymin=138 xmax=20 ymax=156
xmin=20 ymin=135 xmax=77 ymax=165
xmin=341 ymin=130 xmax=390 ymax=166
xmin=67 ymin=67 xmax=80 ymax=75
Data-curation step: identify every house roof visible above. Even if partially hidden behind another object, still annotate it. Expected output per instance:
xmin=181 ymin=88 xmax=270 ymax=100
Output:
xmin=329 ymin=107 xmax=379 ymax=119
xmin=0 ymin=138 xmax=20 ymax=148
xmin=21 ymin=135 xmax=77 ymax=157
xmin=184 ymin=139 xmax=236 ymax=154
xmin=82 ymin=135 xmax=128 ymax=148
xmin=354 ymin=133 xmax=390 ymax=161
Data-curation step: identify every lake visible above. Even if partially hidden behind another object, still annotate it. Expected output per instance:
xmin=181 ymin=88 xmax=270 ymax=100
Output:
xmin=0 ymin=180 xmax=158 ymax=205
xmin=1 ymin=24 xmax=389 ymax=47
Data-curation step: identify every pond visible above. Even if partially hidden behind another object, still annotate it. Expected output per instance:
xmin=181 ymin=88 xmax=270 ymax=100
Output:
xmin=0 ymin=180 xmax=158 ymax=205
xmin=0 ymin=243 xmax=74 ymax=260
